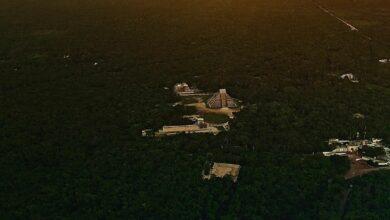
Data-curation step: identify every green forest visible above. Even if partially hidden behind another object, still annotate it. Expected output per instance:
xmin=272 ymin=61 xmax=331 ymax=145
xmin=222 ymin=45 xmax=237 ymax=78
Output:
xmin=1 ymin=0 xmax=389 ymax=219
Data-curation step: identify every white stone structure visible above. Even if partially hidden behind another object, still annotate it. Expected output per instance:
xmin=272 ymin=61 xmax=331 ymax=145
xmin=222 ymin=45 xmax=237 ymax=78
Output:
xmin=340 ymin=73 xmax=359 ymax=83
xmin=155 ymin=118 xmax=220 ymax=136
xmin=323 ymin=138 xmax=388 ymax=162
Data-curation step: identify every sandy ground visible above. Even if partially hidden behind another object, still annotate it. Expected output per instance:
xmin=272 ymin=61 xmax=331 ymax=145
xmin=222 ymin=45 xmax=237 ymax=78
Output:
xmin=203 ymin=163 xmax=240 ymax=182
xmin=185 ymin=102 xmax=241 ymax=119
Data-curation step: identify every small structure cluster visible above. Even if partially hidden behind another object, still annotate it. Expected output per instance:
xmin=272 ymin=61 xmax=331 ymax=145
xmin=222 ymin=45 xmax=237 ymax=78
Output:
xmin=142 ymin=82 xmax=241 ymax=137
xmin=174 ymin=83 xmax=199 ymax=96
xmin=207 ymin=89 xmax=238 ymax=109
xmin=203 ymin=162 xmax=241 ymax=182
xmin=340 ymin=73 xmax=359 ymax=83
xmin=141 ymin=129 xmax=153 ymax=137
xmin=379 ymin=58 xmax=390 ymax=64
xmin=323 ymin=138 xmax=390 ymax=166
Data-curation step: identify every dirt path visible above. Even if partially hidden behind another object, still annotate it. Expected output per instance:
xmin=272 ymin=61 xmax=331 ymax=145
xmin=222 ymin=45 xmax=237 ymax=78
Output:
xmin=345 ymin=166 xmax=390 ymax=179
xmin=344 ymin=154 xmax=390 ymax=179
xmin=339 ymin=188 xmax=351 ymax=219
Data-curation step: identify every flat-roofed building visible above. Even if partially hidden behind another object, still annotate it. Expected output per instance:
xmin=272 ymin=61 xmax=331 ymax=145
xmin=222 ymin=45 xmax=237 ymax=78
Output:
xmin=155 ymin=118 xmax=220 ymax=136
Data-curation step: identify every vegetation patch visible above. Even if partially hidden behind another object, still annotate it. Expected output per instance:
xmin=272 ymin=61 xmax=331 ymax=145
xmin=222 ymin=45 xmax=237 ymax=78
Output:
xmin=1 ymin=0 xmax=389 ymax=218
xmin=203 ymin=113 xmax=229 ymax=124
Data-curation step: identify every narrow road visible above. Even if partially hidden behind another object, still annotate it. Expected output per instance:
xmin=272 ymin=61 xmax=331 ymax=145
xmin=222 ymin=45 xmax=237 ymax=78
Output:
xmin=313 ymin=0 xmax=377 ymax=42
xmin=314 ymin=2 xmax=359 ymax=32
xmin=313 ymin=1 xmax=390 ymax=58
